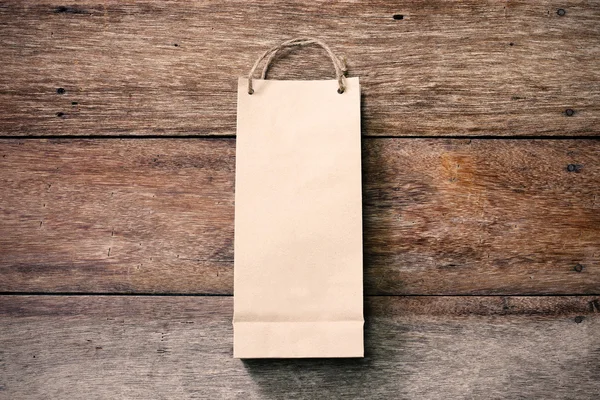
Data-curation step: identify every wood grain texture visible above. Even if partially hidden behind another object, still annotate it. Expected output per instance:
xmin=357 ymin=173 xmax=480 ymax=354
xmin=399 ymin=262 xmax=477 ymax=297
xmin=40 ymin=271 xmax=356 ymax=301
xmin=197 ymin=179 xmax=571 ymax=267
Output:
xmin=0 ymin=0 xmax=599 ymax=137
xmin=0 ymin=295 xmax=598 ymax=399
xmin=1 ymin=138 xmax=598 ymax=295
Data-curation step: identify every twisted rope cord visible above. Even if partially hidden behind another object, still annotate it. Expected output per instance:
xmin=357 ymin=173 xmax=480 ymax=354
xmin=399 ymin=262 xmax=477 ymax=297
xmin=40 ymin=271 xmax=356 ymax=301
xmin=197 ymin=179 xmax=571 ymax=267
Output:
xmin=247 ymin=37 xmax=347 ymax=95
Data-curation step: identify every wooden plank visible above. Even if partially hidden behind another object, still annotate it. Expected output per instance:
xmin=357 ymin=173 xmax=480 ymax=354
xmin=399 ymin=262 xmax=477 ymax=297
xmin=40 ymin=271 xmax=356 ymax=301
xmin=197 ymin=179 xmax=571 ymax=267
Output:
xmin=0 ymin=138 xmax=598 ymax=295
xmin=0 ymin=295 xmax=598 ymax=399
xmin=0 ymin=0 xmax=598 ymax=137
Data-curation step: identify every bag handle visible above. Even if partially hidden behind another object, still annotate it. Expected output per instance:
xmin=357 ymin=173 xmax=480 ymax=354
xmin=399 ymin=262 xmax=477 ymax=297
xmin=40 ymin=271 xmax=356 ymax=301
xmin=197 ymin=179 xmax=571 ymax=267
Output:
xmin=260 ymin=38 xmax=348 ymax=81
xmin=247 ymin=37 xmax=348 ymax=95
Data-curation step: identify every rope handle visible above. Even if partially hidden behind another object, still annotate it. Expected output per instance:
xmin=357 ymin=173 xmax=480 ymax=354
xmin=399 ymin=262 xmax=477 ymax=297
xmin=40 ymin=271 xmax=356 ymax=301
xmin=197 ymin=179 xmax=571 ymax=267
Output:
xmin=247 ymin=38 xmax=348 ymax=95
xmin=260 ymin=38 xmax=348 ymax=81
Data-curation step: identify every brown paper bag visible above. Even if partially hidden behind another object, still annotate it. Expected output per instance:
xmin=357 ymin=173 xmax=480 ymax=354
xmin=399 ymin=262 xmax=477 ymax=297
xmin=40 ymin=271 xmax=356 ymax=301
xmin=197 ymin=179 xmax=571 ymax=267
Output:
xmin=233 ymin=38 xmax=363 ymax=358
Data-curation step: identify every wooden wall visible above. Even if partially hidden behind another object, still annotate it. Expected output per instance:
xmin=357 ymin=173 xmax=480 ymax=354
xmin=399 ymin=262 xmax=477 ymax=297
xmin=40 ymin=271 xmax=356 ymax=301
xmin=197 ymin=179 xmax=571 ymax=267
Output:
xmin=0 ymin=1 xmax=599 ymax=398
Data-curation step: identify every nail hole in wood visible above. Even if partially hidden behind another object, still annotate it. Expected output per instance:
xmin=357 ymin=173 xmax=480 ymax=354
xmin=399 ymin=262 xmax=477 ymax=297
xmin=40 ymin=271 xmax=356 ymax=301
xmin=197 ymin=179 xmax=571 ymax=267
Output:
xmin=574 ymin=316 xmax=584 ymax=323
xmin=56 ymin=112 xmax=65 ymax=118
xmin=574 ymin=263 xmax=584 ymax=272
xmin=54 ymin=6 xmax=87 ymax=14
xmin=56 ymin=88 xmax=65 ymax=94
xmin=557 ymin=9 xmax=566 ymax=16
xmin=393 ymin=14 xmax=404 ymax=20
xmin=565 ymin=108 xmax=575 ymax=116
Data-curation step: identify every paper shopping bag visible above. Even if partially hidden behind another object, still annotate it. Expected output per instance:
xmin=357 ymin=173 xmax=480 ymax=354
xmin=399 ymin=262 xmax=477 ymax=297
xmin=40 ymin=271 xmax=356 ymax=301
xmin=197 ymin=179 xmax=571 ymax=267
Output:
xmin=233 ymin=38 xmax=363 ymax=358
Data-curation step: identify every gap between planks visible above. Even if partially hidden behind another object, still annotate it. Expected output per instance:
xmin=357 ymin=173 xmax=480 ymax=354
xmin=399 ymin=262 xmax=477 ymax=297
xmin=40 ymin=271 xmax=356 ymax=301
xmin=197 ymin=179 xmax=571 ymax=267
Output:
xmin=0 ymin=293 xmax=598 ymax=297
xmin=1 ymin=135 xmax=600 ymax=140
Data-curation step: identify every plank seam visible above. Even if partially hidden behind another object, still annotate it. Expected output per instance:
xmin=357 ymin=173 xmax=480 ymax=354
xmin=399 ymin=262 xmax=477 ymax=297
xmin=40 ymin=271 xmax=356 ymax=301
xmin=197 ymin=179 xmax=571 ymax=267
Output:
xmin=0 ymin=292 xmax=598 ymax=297
xmin=0 ymin=135 xmax=599 ymax=140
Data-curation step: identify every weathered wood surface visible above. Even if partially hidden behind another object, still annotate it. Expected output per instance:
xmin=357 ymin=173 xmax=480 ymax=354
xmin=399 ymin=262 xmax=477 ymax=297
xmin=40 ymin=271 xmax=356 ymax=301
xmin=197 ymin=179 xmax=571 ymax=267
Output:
xmin=1 ymin=138 xmax=598 ymax=295
xmin=1 ymin=0 xmax=599 ymax=137
xmin=1 ymin=0 xmax=599 ymax=398
xmin=0 ymin=295 xmax=598 ymax=399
